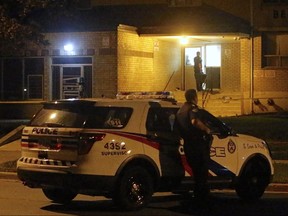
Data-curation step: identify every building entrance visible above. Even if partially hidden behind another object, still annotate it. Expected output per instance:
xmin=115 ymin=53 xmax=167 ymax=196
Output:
xmin=51 ymin=57 xmax=93 ymax=100
xmin=184 ymin=45 xmax=221 ymax=90
xmin=61 ymin=66 xmax=83 ymax=99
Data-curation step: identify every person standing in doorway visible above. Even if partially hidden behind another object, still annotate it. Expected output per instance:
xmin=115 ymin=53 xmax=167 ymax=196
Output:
xmin=176 ymin=89 xmax=212 ymax=203
xmin=194 ymin=51 xmax=203 ymax=91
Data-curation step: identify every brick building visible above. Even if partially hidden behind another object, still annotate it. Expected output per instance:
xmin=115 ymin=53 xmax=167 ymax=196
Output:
xmin=0 ymin=0 xmax=288 ymax=117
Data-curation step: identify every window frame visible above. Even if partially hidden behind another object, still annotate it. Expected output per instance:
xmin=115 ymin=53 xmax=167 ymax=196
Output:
xmin=262 ymin=33 xmax=288 ymax=68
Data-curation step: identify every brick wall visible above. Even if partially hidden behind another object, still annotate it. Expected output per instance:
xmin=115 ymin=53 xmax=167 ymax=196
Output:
xmin=117 ymin=25 xmax=182 ymax=92
xmin=118 ymin=26 xmax=154 ymax=91
xmin=240 ymin=38 xmax=251 ymax=94
xmin=240 ymin=38 xmax=252 ymax=114
xmin=153 ymin=40 xmax=182 ymax=91
xmin=221 ymin=43 xmax=241 ymax=91
xmin=94 ymin=32 xmax=117 ymax=98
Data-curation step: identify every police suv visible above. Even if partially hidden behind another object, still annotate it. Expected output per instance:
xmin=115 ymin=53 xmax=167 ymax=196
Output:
xmin=17 ymin=92 xmax=274 ymax=210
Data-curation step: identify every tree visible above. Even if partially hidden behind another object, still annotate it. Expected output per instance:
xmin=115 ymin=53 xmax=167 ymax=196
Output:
xmin=0 ymin=0 xmax=78 ymax=56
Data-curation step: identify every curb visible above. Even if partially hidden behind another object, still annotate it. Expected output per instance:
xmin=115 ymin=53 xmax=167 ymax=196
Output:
xmin=0 ymin=171 xmax=18 ymax=180
xmin=266 ymin=183 xmax=288 ymax=192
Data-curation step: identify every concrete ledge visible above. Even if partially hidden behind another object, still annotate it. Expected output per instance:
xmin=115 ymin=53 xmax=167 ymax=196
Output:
xmin=266 ymin=183 xmax=288 ymax=192
xmin=0 ymin=172 xmax=18 ymax=180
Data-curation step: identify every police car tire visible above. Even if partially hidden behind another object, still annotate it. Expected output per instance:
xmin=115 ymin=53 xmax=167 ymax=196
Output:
xmin=113 ymin=166 xmax=154 ymax=210
xmin=42 ymin=188 xmax=77 ymax=204
xmin=235 ymin=160 xmax=268 ymax=200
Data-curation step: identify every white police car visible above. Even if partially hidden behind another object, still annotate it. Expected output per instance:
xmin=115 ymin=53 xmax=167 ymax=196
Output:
xmin=17 ymin=92 xmax=274 ymax=210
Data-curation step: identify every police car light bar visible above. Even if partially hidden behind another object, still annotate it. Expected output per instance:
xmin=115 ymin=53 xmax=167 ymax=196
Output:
xmin=116 ymin=91 xmax=175 ymax=100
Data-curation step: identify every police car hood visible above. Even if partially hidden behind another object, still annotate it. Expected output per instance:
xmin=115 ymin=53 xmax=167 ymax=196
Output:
xmin=236 ymin=134 xmax=264 ymax=143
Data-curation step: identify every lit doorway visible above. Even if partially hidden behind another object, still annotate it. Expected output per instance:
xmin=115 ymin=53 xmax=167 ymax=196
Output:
xmin=184 ymin=45 xmax=221 ymax=90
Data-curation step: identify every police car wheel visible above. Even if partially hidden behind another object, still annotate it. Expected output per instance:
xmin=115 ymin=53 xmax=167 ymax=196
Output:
xmin=235 ymin=160 xmax=269 ymax=200
xmin=113 ymin=166 xmax=154 ymax=210
xmin=42 ymin=188 xmax=77 ymax=204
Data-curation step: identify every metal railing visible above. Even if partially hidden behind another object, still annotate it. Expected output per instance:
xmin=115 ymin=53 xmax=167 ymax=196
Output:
xmin=201 ymin=77 xmax=212 ymax=108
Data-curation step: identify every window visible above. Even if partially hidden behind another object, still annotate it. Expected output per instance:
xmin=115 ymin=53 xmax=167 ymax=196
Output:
xmin=0 ymin=58 xmax=44 ymax=100
xmin=31 ymin=105 xmax=133 ymax=129
xmin=25 ymin=58 xmax=44 ymax=100
xmin=28 ymin=75 xmax=43 ymax=99
xmin=146 ymin=107 xmax=178 ymax=132
xmin=185 ymin=47 xmax=202 ymax=66
xmin=30 ymin=104 xmax=87 ymax=128
xmin=85 ymin=107 xmax=133 ymax=129
xmin=262 ymin=33 xmax=288 ymax=68
xmin=206 ymin=45 xmax=221 ymax=67
xmin=185 ymin=45 xmax=221 ymax=68
xmin=2 ymin=58 xmax=23 ymax=100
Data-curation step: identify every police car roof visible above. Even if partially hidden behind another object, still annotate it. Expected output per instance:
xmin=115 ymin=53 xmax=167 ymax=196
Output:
xmin=44 ymin=91 xmax=179 ymax=107
xmin=43 ymin=97 xmax=179 ymax=107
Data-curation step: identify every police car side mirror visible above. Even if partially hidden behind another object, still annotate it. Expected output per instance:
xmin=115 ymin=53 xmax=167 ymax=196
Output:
xmin=229 ymin=129 xmax=237 ymax=137
xmin=210 ymin=130 xmax=228 ymax=139
xmin=218 ymin=128 xmax=237 ymax=139
xmin=211 ymin=126 xmax=235 ymax=139
xmin=217 ymin=132 xmax=229 ymax=139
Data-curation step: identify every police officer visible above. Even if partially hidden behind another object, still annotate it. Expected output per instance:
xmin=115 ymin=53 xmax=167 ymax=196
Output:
xmin=176 ymin=89 xmax=212 ymax=201
xmin=194 ymin=51 xmax=203 ymax=91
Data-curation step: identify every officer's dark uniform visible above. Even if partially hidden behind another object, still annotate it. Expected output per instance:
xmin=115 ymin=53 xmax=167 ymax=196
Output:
xmin=176 ymin=101 xmax=211 ymax=200
xmin=194 ymin=55 xmax=203 ymax=91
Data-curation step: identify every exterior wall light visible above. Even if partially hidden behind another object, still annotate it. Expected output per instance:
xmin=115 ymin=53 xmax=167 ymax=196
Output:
xmin=180 ymin=37 xmax=188 ymax=45
xmin=64 ymin=44 xmax=74 ymax=52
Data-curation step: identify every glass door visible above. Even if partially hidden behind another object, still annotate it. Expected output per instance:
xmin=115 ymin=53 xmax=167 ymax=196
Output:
xmin=61 ymin=66 xmax=83 ymax=99
xmin=205 ymin=45 xmax=221 ymax=90
xmin=184 ymin=45 xmax=221 ymax=90
xmin=51 ymin=57 xmax=93 ymax=100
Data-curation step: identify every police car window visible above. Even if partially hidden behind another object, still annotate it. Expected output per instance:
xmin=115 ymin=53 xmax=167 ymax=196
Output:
xmin=30 ymin=104 xmax=133 ymax=129
xmin=146 ymin=108 xmax=177 ymax=132
xmin=30 ymin=105 xmax=87 ymax=128
xmin=84 ymin=107 xmax=132 ymax=129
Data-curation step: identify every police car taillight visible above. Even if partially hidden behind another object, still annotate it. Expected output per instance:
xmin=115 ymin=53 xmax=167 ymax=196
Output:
xmin=78 ymin=133 xmax=106 ymax=155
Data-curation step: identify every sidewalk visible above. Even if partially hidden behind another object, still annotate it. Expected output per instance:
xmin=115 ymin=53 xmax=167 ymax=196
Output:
xmin=0 ymin=139 xmax=21 ymax=164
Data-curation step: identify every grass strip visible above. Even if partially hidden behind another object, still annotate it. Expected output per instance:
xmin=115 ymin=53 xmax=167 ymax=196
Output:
xmin=0 ymin=160 xmax=17 ymax=172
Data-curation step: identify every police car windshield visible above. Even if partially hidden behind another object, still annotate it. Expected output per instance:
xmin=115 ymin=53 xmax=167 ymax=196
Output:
xmin=197 ymin=109 xmax=234 ymax=137
xmin=30 ymin=103 xmax=133 ymax=129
